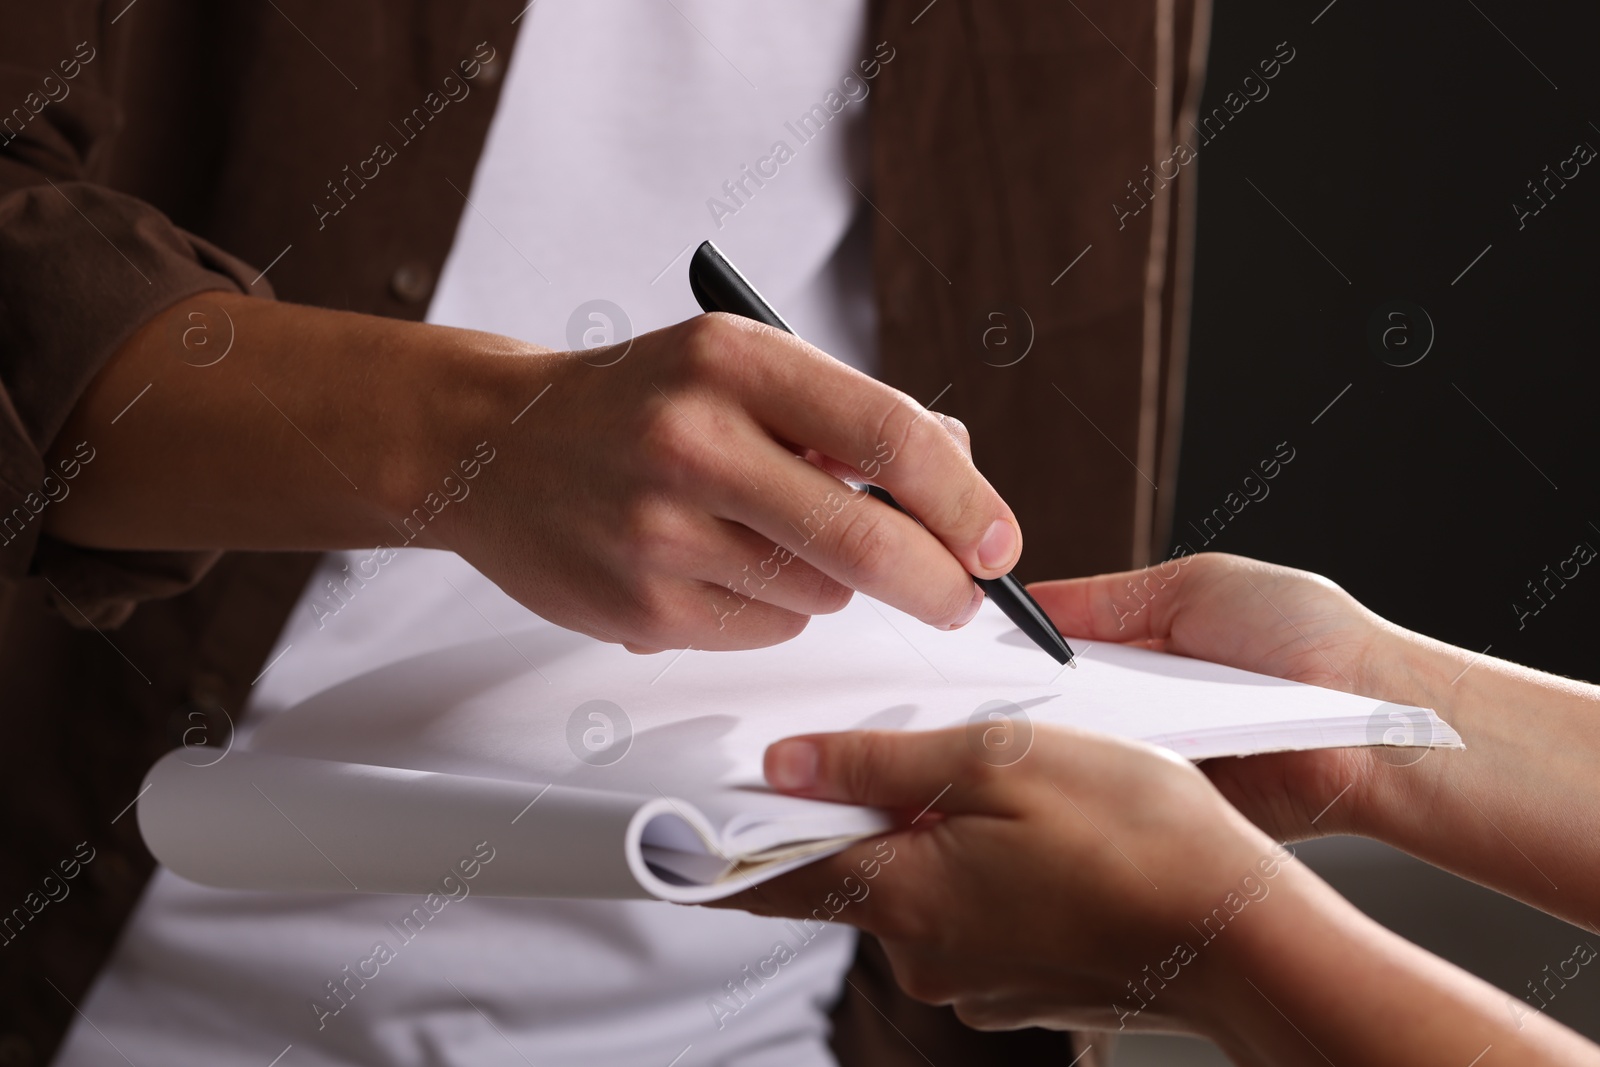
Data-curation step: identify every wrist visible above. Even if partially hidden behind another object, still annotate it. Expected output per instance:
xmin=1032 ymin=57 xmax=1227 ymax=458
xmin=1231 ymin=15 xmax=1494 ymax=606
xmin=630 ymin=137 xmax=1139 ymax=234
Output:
xmin=1342 ymin=621 xmax=1473 ymax=846
xmin=1351 ymin=614 xmax=1451 ymax=710
xmin=1381 ymin=625 xmax=1472 ymax=717
xmin=370 ymin=324 xmax=545 ymax=554
xmin=1119 ymin=827 xmax=1307 ymax=1041
xmin=1187 ymin=861 xmax=1368 ymax=1058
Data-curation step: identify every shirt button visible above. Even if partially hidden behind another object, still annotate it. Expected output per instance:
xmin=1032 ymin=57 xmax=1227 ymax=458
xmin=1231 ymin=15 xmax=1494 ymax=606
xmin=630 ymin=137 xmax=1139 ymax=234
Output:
xmin=478 ymin=54 xmax=505 ymax=87
xmin=389 ymin=262 xmax=435 ymax=305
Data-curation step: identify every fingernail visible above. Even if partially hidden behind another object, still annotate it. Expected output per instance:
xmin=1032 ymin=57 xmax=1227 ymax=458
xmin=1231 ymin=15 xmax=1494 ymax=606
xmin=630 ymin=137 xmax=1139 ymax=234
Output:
xmin=767 ymin=740 xmax=818 ymax=792
xmin=946 ymin=583 xmax=984 ymax=629
xmin=978 ymin=519 xmax=1018 ymax=571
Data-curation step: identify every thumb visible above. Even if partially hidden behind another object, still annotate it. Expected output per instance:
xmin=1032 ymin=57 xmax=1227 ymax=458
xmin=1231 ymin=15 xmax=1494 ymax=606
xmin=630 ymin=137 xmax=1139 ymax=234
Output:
xmin=1026 ymin=563 xmax=1187 ymax=644
xmin=764 ymin=727 xmax=1012 ymax=816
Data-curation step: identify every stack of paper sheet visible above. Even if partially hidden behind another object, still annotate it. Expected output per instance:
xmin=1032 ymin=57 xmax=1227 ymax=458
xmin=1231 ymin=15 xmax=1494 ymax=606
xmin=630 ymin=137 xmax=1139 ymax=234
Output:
xmin=138 ymin=596 xmax=1460 ymax=903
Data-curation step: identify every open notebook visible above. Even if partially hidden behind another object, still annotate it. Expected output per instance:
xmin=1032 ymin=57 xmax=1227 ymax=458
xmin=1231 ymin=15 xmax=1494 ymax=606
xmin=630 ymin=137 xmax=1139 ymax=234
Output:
xmin=138 ymin=596 xmax=1461 ymax=903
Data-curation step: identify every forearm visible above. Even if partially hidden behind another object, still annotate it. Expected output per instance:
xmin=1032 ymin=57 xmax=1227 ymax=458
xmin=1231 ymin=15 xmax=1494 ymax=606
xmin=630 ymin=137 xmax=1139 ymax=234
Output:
xmin=1357 ymin=627 xmax=1600 ymax=927
xmin=1199 ymin=866 xmax=1599 ymax=1066
xmin=43 ymin=292 xmax=537 ymax=553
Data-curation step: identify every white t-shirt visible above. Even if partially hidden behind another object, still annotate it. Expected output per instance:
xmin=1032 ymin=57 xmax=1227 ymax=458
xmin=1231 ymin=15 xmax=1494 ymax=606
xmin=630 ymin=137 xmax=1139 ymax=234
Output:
xmin=426 ymin=0 xmax=878 ymax=369
xmin=54 ymin=4 xmax=879 ymax=1065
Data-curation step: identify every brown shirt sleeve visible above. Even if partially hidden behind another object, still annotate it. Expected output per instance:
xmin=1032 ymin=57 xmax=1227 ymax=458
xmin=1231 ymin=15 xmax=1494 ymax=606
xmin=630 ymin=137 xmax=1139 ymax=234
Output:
xmin=0 ymin=8 xmax=270 ymax=627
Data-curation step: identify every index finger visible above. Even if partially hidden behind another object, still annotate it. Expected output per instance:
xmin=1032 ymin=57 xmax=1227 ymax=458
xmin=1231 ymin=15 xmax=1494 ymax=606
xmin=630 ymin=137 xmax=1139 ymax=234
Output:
xmin=725 ymin=320 xmax=1024 ymax=579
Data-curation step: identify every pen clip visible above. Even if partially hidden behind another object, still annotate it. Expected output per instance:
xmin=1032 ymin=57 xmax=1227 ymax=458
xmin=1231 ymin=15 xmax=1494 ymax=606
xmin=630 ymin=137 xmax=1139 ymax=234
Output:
xmin=688 ymin=241 xmax=795 ymax=333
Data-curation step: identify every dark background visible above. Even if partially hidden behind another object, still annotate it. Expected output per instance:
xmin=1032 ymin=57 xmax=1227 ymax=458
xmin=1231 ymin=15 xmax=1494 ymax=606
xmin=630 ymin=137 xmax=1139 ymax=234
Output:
xmin=1174 ymin=0 xmax=1599 ymax=680
xmin=1156 ymin=3 xmax=1600 ymax=1053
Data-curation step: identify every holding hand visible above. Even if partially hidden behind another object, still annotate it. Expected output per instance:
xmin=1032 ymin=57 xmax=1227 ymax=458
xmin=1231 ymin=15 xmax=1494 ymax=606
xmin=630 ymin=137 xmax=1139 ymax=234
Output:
xmin=720 ymin=723 xmax=1289 ymax=1036
xmin=441 ymin=313 xmax=1019 ymax=653
xmin=1027 ymin=552 xmax=1399 ymax=841
xmin=718 ymin=723 xmax=1597 ymax=1065
xmin=49 ymin=297 xmax=1022 ymax=652
xmin=1031 ymin=554 xmax=1600 ymax=929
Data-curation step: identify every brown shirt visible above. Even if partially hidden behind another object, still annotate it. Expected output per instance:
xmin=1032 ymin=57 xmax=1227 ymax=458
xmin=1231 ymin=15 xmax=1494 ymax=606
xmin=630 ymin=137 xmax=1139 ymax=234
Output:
xmin=0 ymin=1 xmax=1205 ymax=1062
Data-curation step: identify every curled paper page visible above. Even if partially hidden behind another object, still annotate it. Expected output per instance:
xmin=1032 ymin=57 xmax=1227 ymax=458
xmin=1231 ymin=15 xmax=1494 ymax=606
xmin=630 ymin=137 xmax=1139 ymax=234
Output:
xmin=140 ymin=750 xmax=881 ymax=904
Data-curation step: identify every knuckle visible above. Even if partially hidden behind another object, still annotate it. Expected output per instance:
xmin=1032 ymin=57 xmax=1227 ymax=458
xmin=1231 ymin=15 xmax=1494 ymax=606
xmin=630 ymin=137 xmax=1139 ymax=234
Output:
xmin=834 ymin=731 xmax=887 ymax=805
xmin=831 ymin=513 xmax=895 ymax=587
xmin=885 ymin=948 xmax=949 ymax=1003
xmin=933 ymin=577 xmax=974 ymax=627
xmin=781 ymin=560 xmax=853 ymax=615
xmin=743 ymin=604 xmax=811 ymax=646
xmin=713 ymin=601 xmax=811 ymax=651
xmin=921 ymin=454 xmax=990 ymax=544
xmin=639 ymin=400 xmax=700 ymax=472
xmin=899 ymin=970 xmax=945 ymax=1005
xmin=963 ymin=751 xmax=1004 ymax=795
xmin=936 ymin=412 xmax=971 ymax=450
xmin=620 ymin=498 xmax=691 ymax=571
xmin=868 ymin=392 xmax=924 ymax=471
xmin=678 ymin=313 xmax=742 ymax=379
xmin=946 ymin=739 xmax=1002 ymax=796
xmin=868 ymin=399 xmax=993 ymax=538
xmin=623 ymin=581 xmax=688 ymax=646
xmin=809 ymin=576 xmax=854 ymax=615
xmin=640 ymin=399 xmax=728 ymax=490
xmin=951 ymin=999 xmax=1006 ymax=1031
xmin=945 ymin=476 xmax=987 ymax=533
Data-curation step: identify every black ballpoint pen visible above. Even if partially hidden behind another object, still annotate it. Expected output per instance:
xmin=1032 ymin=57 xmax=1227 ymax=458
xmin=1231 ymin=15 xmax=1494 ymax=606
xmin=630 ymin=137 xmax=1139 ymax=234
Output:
xmin=688 ymin=240 xmax=1076 ymax=667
